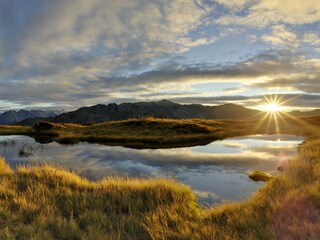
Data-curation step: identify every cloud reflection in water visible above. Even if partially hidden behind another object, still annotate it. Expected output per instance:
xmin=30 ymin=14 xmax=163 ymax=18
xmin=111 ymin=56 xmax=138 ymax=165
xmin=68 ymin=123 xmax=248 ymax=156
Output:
xmin=0 ymin=134 xmax=304 ymax=204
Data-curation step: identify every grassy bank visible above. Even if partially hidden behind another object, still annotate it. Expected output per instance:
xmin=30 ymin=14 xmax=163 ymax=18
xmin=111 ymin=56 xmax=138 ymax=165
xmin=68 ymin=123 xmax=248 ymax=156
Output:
xmin=0 ymin=125 xmax=32 ymax=136
xmin=0 ymin=136 xmax=319 ymax=239
xmin=0 ymin=114 xmax=319 ymax=238
xmin=1 ymin=114 xmax=319 ymax=148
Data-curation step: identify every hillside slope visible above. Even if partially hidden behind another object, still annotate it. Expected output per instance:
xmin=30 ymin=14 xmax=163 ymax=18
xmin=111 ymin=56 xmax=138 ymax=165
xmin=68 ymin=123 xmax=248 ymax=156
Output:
xmin=52 ymin=100 xmax=261 ymax=124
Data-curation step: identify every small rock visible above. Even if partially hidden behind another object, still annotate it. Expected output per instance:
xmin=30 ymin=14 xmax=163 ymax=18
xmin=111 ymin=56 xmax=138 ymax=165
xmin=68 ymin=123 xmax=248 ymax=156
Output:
xmin=277 ymin=166 xmax=284 ymax=172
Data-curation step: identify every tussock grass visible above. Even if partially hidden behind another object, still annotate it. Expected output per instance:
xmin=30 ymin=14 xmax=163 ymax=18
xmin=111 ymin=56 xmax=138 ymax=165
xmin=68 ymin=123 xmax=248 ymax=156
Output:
xmin=0 ymin=160 xmax=198 ymax=239
xmin=0 ymin=158 xmax=13 ymax=174
xmin=45 ymin=115 xmax=319 ymax=148
xmin=0 ymin=125 xmax=32 ymax=136
xmin=2 ymin=118 xmax=255 ymax=148
xmin=2 ymin=115 xmax=319 ymax=148
xmin=30 ymin=118 xmax=227 ymax=148
xmin=0 ymin=137 xmax=320 ymax=239
xmin=0 ymin=116 xmax=320 ymax=238
xmin=195 ymin=138 xmax=320 ymax=239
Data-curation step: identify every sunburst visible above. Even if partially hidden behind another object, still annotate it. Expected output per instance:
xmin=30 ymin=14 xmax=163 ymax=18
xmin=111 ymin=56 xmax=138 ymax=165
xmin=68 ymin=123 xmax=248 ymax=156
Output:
xmin=253 ymin=95 xmax=296 ymax=135
xmin=258 ymin=96 xmax=287 ymax=113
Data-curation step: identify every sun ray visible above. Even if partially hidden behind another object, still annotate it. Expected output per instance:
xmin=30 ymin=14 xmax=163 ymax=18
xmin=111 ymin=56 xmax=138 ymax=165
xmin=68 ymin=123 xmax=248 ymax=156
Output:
xmin=273 ymin=112 xmax=280 ymax=134
xmin=276 ymin=112 xmax=291 ymax=132
xmin=281 ymin=111 xmax=313 ymax=128
xmin=254 ymin=93 xmax=320 ymax=137
xmin=266 ymin=112 xmax=275 ymax=133
xmin=259 ymin=95 xmax=288 ymax=113
xmin=253 ymin=112 xmax=271 ymax=133
xmin=254 ymin=95 xmax=295 ymax=134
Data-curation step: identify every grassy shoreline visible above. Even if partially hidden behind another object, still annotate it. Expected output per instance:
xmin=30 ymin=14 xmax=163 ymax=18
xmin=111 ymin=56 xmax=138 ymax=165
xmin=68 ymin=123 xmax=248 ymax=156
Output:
xmin=0 ymin=137 xmax=319 ymax=239
xmin=0 ymin=116 xmax=319 ymax=239
xmin=1 ymin=115 xmax=319 ymax=148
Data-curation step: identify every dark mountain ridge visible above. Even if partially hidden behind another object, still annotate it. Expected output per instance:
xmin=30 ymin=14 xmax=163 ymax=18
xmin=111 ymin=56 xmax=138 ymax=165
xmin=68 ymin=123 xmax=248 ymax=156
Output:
xmin=289 ymin=109 xmax=320 ymax=117
xmin=51 ymin=100 xmax=261 ymax=124
xmin=0 ymin=109 xmax=60 ymax=125
xmin=13 ymin=100 xmax=320 ymax=126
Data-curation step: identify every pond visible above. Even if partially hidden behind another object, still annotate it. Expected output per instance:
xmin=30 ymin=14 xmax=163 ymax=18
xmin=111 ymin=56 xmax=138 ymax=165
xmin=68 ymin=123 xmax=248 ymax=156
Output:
xmin=0 ymin=134 xmax=304 ymax=204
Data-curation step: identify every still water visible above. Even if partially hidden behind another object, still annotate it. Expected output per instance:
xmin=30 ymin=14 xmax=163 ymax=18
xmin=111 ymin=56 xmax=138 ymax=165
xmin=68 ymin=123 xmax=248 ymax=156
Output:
xmin=0 ymin=134 xmax=304 ymax=204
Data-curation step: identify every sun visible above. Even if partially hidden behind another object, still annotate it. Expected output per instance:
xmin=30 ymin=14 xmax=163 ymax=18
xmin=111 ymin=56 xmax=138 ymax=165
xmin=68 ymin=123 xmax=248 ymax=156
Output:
xmin=253 ymin=95 xmax=298 ymax=135
xmin=258 ymin=96 xmax=288 ymax=113
xmin=262 ymin=103 xmax=283 ymax=112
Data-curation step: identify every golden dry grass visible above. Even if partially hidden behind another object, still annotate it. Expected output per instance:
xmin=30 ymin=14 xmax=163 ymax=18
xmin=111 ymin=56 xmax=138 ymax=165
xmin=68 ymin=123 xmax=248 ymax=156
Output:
xmin=0 ymin=115 xmax=319 ymax=239
xmin=0 ymin=137 xmax=319 ymax=239
xmin=2 ymin=115 xmax=319 ymax=148
xmin=0 ymin=125 xmax=32 ymax=136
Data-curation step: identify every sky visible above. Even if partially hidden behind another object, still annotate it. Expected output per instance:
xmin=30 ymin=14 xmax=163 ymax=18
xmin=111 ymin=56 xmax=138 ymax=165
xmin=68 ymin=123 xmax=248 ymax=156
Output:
xmin=0 ymin=0 xmax=319 ymax=111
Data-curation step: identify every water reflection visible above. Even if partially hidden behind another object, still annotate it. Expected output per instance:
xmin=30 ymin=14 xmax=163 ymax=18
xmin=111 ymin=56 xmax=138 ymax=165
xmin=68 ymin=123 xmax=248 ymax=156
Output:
xmin=0 ymin=134 xmax=304 ymax=204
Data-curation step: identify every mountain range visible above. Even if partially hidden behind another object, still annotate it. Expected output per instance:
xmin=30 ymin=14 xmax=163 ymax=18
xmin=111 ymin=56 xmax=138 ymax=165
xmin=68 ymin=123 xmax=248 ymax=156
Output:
xmin=8 ymin=100 xmax=320 ymax=126
xmin=0 ymin=110 xmax=62 ymax=125
xmin=51 ymin=100 xmax=262 ymax=124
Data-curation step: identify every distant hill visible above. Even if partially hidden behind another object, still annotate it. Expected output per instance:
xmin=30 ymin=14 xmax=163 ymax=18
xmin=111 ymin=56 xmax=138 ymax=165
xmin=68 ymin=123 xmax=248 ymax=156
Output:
xmin=13 ymin=100 xmax=320 ymax=126
xmin=0 ymin=110 xmax=61 ymax=125
xmin=51 ymin=100 xmax=261 ymax=124
xmin=15 ymin=116 xmax=55 ymax=126
xmin=289 ymin=109 xmax=320 ymax=117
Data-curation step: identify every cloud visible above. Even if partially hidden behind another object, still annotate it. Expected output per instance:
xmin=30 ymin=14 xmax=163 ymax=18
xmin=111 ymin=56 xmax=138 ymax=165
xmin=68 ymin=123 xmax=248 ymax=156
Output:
xmin=5 ymin=134 xmax=301 ymax=175
xmin=169 ymin=93 xmax=320 ymax=109
xmin=219 ymin=27 xmax=244 ymax=38
xmin=215 ymin=0 xmax=320 ymax=27
xmin=261 ymin=25 xmax=298 ymax=47
xmin=0 ymin=0 xmax=215 ymax=79
xmin=0 ymin=47 xmax=319 ymax=110
xmin=251 ymin=0 xmax=320 ymax=25
xmin=222 ymin=87 xmax=247 ymax=94
xmin=178 ymin=37 xmax=218 ymax=49
xmin=94 ymin=49 xmax=320 ymax=95
xmin=246 ymin=35 xmax=258 ymax=44
xmin=0 ymin=0 xmax=220 ymax=109
xmin=252 ymin=74 xmax=320 ymax=93
xmin=214 ymin=0 xmax=251 ymax=10
xmin=303 ymin=33 xmax=320 ymax=45
xmin=0 ymin=1 xmax=318 ymax=110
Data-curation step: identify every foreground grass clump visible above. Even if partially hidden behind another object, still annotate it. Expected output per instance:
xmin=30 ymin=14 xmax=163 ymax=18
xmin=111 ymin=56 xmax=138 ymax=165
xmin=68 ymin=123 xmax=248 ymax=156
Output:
xmin=195 ymin=138 xmax=320 ymax=240
xmin=0 ymin=138 xmax=320 ymax=239
xmin=0 ymin=159 xmax=199 ymax=239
